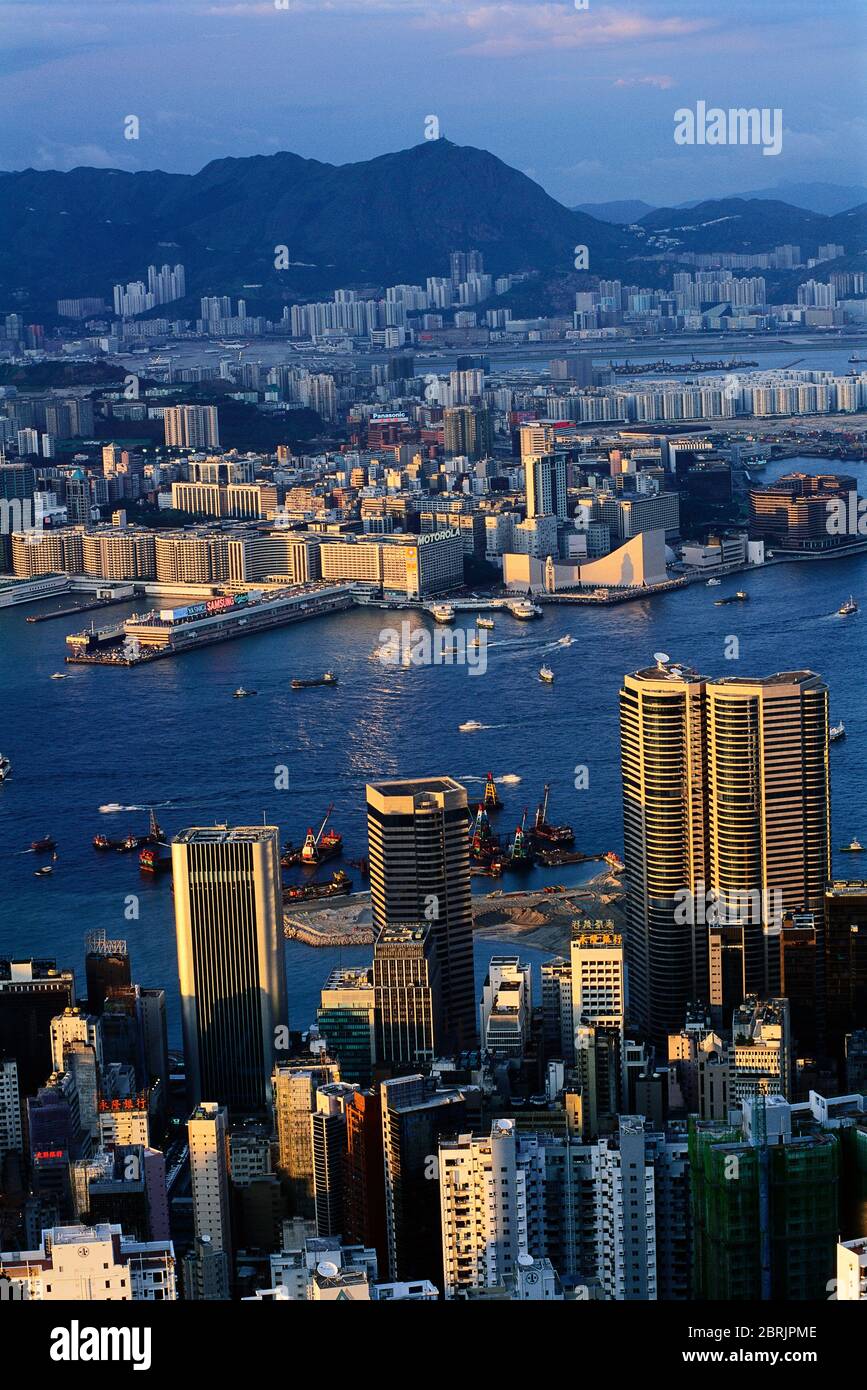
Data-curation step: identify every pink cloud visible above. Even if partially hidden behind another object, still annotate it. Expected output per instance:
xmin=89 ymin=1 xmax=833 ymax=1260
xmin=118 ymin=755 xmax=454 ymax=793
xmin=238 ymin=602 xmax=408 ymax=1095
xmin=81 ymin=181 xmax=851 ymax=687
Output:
xmin=415 ymin=5 xmax=714 ymax=59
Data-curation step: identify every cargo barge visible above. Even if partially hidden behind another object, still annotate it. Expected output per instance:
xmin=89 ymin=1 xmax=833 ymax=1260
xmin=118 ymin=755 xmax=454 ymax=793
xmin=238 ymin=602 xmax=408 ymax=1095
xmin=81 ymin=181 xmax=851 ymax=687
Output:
xmin=65 ymin=583 xmax=354 ymax=666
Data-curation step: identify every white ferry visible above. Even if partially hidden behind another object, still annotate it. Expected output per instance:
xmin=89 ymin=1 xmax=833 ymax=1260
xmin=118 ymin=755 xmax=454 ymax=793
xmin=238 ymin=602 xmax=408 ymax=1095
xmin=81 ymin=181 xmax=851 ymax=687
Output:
xmin=430 ymin=603 xmax=456 ymax=623
xmin=507 ymin=600 xmax=542 ymax=620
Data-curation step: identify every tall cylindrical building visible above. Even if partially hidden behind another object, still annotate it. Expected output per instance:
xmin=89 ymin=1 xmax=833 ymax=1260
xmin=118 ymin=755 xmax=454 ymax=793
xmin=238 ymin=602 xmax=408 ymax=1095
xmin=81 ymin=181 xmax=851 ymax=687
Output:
xmin=706 ymin=672 xmax=830 ymax=1011
xmin=620 ymin=661 xmax=709 ymax=1042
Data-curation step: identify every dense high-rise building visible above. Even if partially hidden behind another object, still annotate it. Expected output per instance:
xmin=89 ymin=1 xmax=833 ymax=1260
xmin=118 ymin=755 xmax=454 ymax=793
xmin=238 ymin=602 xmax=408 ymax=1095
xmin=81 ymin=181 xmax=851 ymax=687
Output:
xmin=443 ymin=406 xmax=492 ymax=460
xmin=439 ymin=1119 xmax=529 ymax=1298
xmin=690 ymin=1096 xmax=839 ymax=1300
xmin=316 ymin=967 xmax=375 ymax=1086
xmin=526 ymin=454 xmax=569 ymax=522
xmin=163 ymin=404 xmax=220 ymax=450
xmin=824 ymin=882 xmax=867 ymax=1063
xmin=84 ymin=933 xmax=131 ymax=1016
xmin=0 ymin=1223 xmax=177 ymax=1300
xmin=705 ymin=673 xmax=830 ymax=1013
xmin=311 ymin=1082 xmax=359 ymax=1238
xmin=620 ymin=661 xmax=709 ymax=1041
xmin=373 ymin=922 xmax=441 ymax=1066
xmin=187 ymin=1102 xmax=231 ymax=1301
xmin=381 ymin=1074 xmax=467 ymax=1287
xmin=272 ymin=1062 xmax=339 ymax=1214
xmin=0 ymin=959 xmax=75 ymax=1097
xmin=367 ymin=779 xmax=475 ymax=1050
xmin=344 ymin=1089 xmax=388 ymax=1273
xmin=172 ymin=827 xmax=287 ymax=1112
xmin=620 ymin=661 xmax=830 ymax=1041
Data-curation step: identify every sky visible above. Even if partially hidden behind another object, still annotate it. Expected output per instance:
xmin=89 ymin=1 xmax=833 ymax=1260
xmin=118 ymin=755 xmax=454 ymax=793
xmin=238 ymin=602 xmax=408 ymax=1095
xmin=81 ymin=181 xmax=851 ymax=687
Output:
xmin=1 ymin=0 xmax=866 ymax=207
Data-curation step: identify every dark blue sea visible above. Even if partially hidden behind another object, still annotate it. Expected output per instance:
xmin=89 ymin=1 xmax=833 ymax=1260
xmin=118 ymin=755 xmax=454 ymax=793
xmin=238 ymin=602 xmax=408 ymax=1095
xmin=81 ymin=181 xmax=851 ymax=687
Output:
xmin=1 ymin=456 xmax=865 ymax=1042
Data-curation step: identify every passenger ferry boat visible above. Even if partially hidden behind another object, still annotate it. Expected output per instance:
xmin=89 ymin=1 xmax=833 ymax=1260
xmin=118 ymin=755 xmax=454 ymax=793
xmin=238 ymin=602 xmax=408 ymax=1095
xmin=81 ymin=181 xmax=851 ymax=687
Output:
xmin=507 ymin=600 xmax=542 ymax=620
xmin=430 ymin=603 xmax=456 ymax=623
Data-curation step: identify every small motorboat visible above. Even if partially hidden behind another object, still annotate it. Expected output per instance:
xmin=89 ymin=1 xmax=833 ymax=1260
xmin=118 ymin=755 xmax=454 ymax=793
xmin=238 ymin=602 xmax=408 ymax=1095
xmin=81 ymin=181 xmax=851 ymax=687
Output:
xmin=233 ymin=687 xmax=257 ymax=698
xmin=0 ymin=754 xmax=11 ymax=783
xmin=830 ymin=721 xmax=846 ymax=743
xmin=839 ymin=596 xmax=858 ymax=616
xmin=34 ymin=866 xmax=53 ymax=878
xmin=840 ymin=839 xmax=864 ymax=853
xmin=50 ymin=672 xmax=70 ymax=681
xmin=539 ymin=666 xmax=555 ymax=684
xmin=706 ymin=578 xmax=721 ymax=587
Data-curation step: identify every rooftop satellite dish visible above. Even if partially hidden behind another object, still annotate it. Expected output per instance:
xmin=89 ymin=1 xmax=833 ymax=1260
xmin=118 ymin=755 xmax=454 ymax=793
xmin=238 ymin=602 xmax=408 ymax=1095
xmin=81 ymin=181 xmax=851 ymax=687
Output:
xmin=654 ymin=651 xmax=670 ymax=668
xmin=317 ymin=1261 xmax=340 ymax=1279
xmin=518 ymin=1253 xmax=535 ymax=1268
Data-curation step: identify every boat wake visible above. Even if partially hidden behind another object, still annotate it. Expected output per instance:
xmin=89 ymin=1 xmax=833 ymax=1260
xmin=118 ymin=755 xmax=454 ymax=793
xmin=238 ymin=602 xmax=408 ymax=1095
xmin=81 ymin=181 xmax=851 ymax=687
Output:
xmin=99 ymin=800 xmax=173 ymax=814
xmin=458 ymin=721 xmax=505 ymax=733
xmin=461 ymin=773 xmax=522 ymax=785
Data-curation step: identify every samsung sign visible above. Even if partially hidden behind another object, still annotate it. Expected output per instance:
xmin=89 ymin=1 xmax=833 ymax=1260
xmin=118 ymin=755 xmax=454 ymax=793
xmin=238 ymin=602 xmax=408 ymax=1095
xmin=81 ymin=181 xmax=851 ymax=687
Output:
xmin=417 ymin=529 xmax=461 ymax=545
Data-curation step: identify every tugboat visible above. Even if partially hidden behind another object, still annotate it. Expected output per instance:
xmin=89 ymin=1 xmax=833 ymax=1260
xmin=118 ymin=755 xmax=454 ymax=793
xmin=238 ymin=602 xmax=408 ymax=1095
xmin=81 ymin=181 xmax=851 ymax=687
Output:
xmin=31 ymin=836 xmax=56 ymax=853
xmin=291 ymin=672 xmax=338 ymax=689
xmin=0 ymin=754 xmax=11 ymax=783
xmin=283 ymin=869 xmax=352 ymax=906
xmin=283 ymin=805 xmax=343 ymax=866
xmin=604 ymin=851 xmax=626 ymax=871
xmin=507 ymin=811 xmax=535 ymax=871
xmin=476 ymin=616 xmax=495 ymax=630
xmin=539 ymin=665 xmax=555 ymax=684
xmin=530 ymin=785 xmax=574 ymax=848
xmin=483 ymin=772 xmax=502 ymax=811
xmin=830 ymin=721 xmax=846 ymax=743
xmin=839 ymin=596 xmax=858 ymax=616
xmin=840 ymin=838 xmax=864 ymax=853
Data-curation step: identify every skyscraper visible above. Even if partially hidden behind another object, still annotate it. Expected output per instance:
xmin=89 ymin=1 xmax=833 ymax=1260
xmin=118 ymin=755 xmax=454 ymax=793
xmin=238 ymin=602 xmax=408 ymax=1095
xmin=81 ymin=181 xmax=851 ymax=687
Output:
xmin=620 ymin=661 xmax=830 ymax=1041
xmin=172 ymin=827 xmax=287 ymax=1112
xmin=373 ymin=922 xmax=441 ymax=1066
xmin=367 ymin=779 xmax=475 ymax=1050
xmin=163 ymin=404 xmax=220 ymax=450
xmin=381 ymin=1074 xmax=466 ymax=1286
xmin=706 ymin=673 xmax=830 ymax=1010
xmin=526 ymin=454 xmax=569 ymax=522
xmin=0 ymin=959 xmax=75 ymax=1097
xmin=311 ymin=1081 xmax=359 ymax=1237
xmin=620 ymin=661 xmax=709 ymax=1041
xmin=187 ymin=1101 xmax=231 ymax=1301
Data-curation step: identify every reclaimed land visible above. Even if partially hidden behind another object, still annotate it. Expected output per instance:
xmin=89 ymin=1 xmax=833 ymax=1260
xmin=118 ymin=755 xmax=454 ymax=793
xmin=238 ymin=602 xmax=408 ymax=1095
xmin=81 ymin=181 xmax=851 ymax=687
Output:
xmin=282 ymin=872 xmax=626 ymax=952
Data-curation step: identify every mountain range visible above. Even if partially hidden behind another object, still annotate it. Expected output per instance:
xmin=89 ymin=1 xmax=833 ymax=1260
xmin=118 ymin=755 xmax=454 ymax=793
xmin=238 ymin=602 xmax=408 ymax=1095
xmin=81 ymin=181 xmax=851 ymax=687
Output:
xmin=0 ymin=141 xmax=864 ymax=317
xmin=577 ymin=182 xmax=867 ymax=222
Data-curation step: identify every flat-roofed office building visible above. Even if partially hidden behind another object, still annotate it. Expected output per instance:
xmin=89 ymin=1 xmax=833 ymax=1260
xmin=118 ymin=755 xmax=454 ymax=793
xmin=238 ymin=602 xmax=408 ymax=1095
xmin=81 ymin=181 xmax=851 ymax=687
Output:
xmin=367 ymin=779 xmax=475 ymax=1050
xmin=172 ymin=827 xmax=287 ymax=1112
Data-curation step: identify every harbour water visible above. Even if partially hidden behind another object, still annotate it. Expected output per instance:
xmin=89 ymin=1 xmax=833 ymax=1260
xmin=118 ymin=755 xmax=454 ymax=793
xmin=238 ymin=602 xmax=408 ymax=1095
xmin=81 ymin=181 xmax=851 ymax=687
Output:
xmin=1 ymin=456 xmax=865 ymax=1041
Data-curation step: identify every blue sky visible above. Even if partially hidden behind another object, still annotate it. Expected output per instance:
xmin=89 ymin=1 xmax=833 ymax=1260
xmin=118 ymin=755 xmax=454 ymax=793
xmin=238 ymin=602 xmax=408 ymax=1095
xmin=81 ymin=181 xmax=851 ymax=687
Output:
xmin=1 ymin=0 xmax=865 ymax=205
